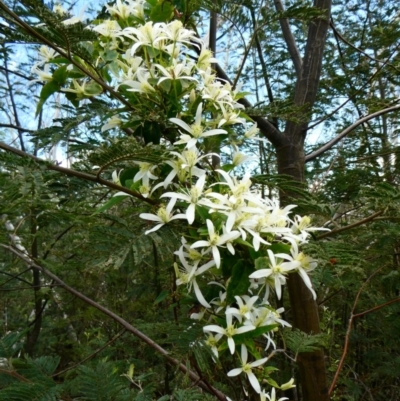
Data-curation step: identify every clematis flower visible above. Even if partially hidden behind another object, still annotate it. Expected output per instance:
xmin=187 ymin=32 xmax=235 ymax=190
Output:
xmin=203 ymin=313 xmax=255 ymax=354
xmin=249 ymin=250 xmax=298 ymax=299
xmin=122 ymin=68 xmax=156 ymax=94
xmin=227 ymin=344 xmax=267 ymax=393
xmin=171 ymin=103 xmax=227 ymax=148
xmin=191 ymin=219 xmax=240 ymax=268
xmin=226 ymin=295 xmax=258 ymax=323
xmin=174 ymin=257 xmax=215 ymax=308
xmin=155 ymin=59 xmax=198 ymax=84
xmin=161 ymin=174 xmax=208 ymax=224
xmin=260 ymin=387 xmax=288 ymax=401
xmin=139 ymin=198 xmax=185 ymax=234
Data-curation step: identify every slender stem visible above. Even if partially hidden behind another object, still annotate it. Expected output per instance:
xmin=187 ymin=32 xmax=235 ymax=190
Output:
xmin=274 ymin=0 xmax=303 ymax=77
xmin=0 ymin=141 xmax=157 ymax=205
xmin=52 ymin=330 xmax=126 ymax=377
xmin=317 ymin=210 xmax=384 ymax=240
xmin=328 ymin=266 xmax=387 ymax=396
xmin=0 ymin=244 xmax=229 ymax=401
xmin=306 ymin=104 xmax=400 ymax=162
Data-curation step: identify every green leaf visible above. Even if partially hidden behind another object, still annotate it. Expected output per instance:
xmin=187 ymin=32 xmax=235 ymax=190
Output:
xmin=149 ymin=0 xmax=174 ymax=22
xmin=36 ymin=80 xmax=61 ymax=116
xmin=226 ymin=260 xmax=252 ymax=303
xmin=134 ymin=121 xmax=162 ymax=144
xmin=255 ymin=256 xmax=269 ymax=270
xmin=92 ymin=195 xmax=127 ymax=215
xmin=154 ymin=290 xmax=169 ymax=304
xmin=84 ymin=81 xmax=103 ymax=96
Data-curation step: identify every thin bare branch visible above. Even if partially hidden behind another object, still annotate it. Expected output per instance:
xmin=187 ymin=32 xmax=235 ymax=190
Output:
xmin=0 ymin=2 xmax=133 ymax=110
xmin=317 ymin=210 xmax=384 ymax=240
xmin=52 ymin=330 xmax=126 ymax=377
xmin=274 ymin=0 xmax=303 ymax=77
xmin=0 ymin=141 xmax=157 ymax=205
xmin=214 ymin=64 xmax=285 ymax=147
xmin=0 ymin=244 xmax=228 ymax=401
xmin=328 ymin=265 xmax=387 ymax=396
xmin=305 ymin=103 xmax=400 ymax=162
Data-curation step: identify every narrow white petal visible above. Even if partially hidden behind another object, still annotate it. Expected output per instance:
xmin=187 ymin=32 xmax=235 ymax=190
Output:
xmin=193 ymin=280 xmax=211 ymax=308
xmin=228 ymin=337 xmax=235 ymax=354
xmin=227 ymin=368 xmax=243 ymax=377
xmin=203 ymin=325 xmax=226 ymax=335
xmin=145 ymin=224 xmax=164 ymax=235
xmin=170 ymin=118 xmax=192 ymax=133
xmin=247 ymin=371 xmax=261 ymax=393
xmin=212 ymin=246 xmax=221 ymax=268
xmin=187 ymin=203 xmax=196 ymax=224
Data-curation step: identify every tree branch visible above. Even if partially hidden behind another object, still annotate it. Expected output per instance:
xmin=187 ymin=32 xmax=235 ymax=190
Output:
xmin=52 ymin=329 xmax=126 ymax=377
xmin=328 ymin=265 xmax=387 ymax=396
xmin=274 ymin=0 xmax=303 ymax=78
xmin=0 ymin=2 xmax=133 ymax=110
xmin=214 ymin=64 xmax=285 ymax=147
xmin=305 ymin=103 xmax=400 ymax=162
xmin=330 ymin=20 xmax=400 ymax=74
xmin=0 ymin=141 xmax=157 ymax=205
xmin=0 ymin=244 xmax=228 ymax=401
xmin=317 ymin=210 xmax=384 ymax=240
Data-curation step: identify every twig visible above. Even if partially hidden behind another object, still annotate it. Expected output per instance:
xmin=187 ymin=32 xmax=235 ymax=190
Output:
xmin=317 ymin=210 xmax=384 ymax=239
xmin=306 ymin=103 xmax=400 ymax=162
xmin=328 ymin=265 xmax=385 ymax=396
xmin=0 ymin=141 xmax=157 ymax=205
xmin=0 ymin=244 xmax=229 ymax=401
xmin=274 ymin=0 xmax=303 ymax=77
xmin=52 ymin=330 xmax=126 ymax=377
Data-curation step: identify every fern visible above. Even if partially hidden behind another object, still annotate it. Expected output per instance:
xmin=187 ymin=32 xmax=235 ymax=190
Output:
xmin=88 ymin=138 xmax=170 ymax=171
xmin=283 ymin=328 xmax=328 ymax=356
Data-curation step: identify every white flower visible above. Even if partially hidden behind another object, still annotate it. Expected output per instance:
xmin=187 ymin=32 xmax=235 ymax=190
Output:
xmin=102 ymin=116 xmax=122 ymax=132
xmin=123 ymin=21 xmax=166 ymax=54
xmin=191 ymin=220 xmax=240 ymax=268
xmin=244 ymin=123 xmax=267 ymax=142
xmin=133 ymin=161 xmax=158 ymax=186
xmin=29 ymin=65 xmax=53 ymax=86
xmin=171 ymin=103 xmax=227 ymax=148
xmin=226 ymin=295 xmax=258 ymax=323
xmin=91 ymin=20 xmax=122 ymax=38
xmin=260 ymin=387 xmax=288 ymax=401
xmin=203 ymin=313 xmax=255 ymax=354
xmin=155 ymin=59 xmax=198 ymax=85
xmin=227 ymin=345 xmax=267 ymax=393
xmin=280 ymin=378 xmax=296 ymax=391
xmin=174 ymin=256 xmax=214 ymax=308
xmin=139 ymin=198 xmax=185 ymax=234
xmin=106 ymin=0 xmax=140 ymax=19
xmin=62 ymin=6 xmax=86 ymax=25
xmin=161 ymin=174 xmax=208 ymax=224
xmin=162 ymin=20 xmax=202 ymax=47
xmin=249 ymin=250 xmax=298 ymax=299
xmin=204 ymin=333 xmax=223 ymax=358
xmin=122 ymin=68 xmax=156 ymax=94
xmin=283 ymin=238 xmax=318 ymax=299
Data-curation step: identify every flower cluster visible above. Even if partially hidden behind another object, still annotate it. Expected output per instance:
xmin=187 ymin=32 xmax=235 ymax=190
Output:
xmin=31 ymin=2 xmax=328 ymax=399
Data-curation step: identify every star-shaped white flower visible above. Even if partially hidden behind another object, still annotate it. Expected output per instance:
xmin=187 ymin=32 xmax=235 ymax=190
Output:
xmin=171 ymin=103 xmax=227 ymax=148
xmin=191 ymin=220 xmax=240 ymax=268
xmin=227 ymin=345 xmax=268 ymax=393
xmin=139 ymin=198 xmax=185 ymax=234
xmin=249 ymin=250 xmax=298 ymax=299
xmin=161 ymin=174 xmax=208 ymax=224
xmin=203 ymin=313 xmax=255 ymax=354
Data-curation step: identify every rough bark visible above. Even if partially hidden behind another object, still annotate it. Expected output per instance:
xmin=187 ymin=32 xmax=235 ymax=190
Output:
xmin=276 ymin=1 xmax=332 ymax=400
